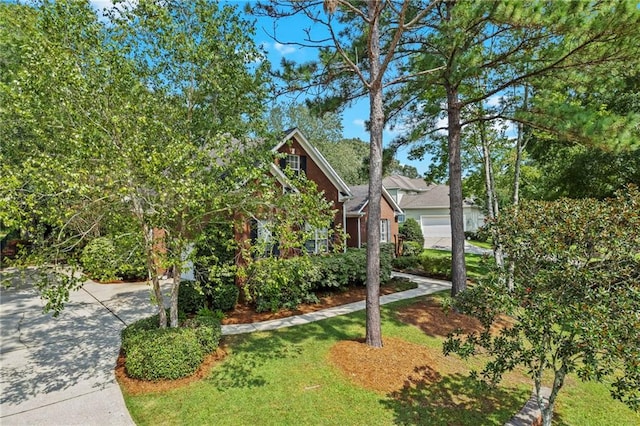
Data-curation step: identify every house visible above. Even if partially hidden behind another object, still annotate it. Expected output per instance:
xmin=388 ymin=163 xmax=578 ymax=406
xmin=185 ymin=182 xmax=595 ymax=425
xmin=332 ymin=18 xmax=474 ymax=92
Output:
xmin=344 ymin=184 xmax=404 ymax=248
xmin=382 ymin=175 xmax=485 ymax=245
xmin=237 ymin=128 xmax=403 ymax=254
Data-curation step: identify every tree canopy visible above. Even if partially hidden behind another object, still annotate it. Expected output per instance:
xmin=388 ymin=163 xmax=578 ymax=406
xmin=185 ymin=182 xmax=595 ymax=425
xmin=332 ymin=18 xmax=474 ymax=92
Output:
xmin=0 ymin=0 xmax=333 ymax=327
xmin=445 ymin=186 xmax=640 ymax=425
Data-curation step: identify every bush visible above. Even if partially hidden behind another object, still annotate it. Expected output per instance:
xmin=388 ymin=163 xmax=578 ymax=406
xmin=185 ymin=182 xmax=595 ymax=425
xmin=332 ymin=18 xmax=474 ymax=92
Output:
xmin=402 ymin=241 xmax=423 ymax=257
xmin=399 ymin=218 xmax=424 ymax=247
xmin=421 ymin=254 xmax=451 ymax=279
xmin=245 ymin=256 xmax=319 ymax=312
xmin=125 ymin=328 xmax=204 ymax=380
xmin=380 ymin=243 xmax=394 ymax=282
xmin=308 ymin=246 xmax=392 ymax=291
xmin=80 ymin=234 xmax=146 ymax=282
xmin=181 ymin=315 xmax=222 ymax=354
xmin=209 ymin=282 xmax=239 ymax=312
xmin=178 ymin=280 xmax=206 ymax=315
xmin=81 ymin=237 xmax=119 ymax=282
xmin=392 ymin=255 xmax=421 ymax=270
xmin=121 ymin=313 xmax=222 ymax=381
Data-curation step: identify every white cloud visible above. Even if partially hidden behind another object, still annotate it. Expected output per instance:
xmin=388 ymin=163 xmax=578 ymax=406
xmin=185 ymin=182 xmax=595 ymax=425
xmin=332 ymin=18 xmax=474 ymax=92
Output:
xmin=273 ymin=42 xmax=296 ymax=56
xmin=353 ymin=119 xmax=366 ymax=130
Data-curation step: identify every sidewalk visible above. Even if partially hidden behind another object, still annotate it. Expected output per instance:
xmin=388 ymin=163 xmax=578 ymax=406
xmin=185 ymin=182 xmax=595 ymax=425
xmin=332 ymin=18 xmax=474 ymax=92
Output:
xmin=222 ymin=272 xmax=451 ymax=335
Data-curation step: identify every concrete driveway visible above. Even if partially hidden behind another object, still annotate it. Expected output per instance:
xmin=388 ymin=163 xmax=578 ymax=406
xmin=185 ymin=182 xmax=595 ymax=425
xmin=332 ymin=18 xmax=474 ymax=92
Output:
xmin=424 ymin=237 xmax=493 ymax=255
xmin=1 ymin=270 xmax=160 ymax=425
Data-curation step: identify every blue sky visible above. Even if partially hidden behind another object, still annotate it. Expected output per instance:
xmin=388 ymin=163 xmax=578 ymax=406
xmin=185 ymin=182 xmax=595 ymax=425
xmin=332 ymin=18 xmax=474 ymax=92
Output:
xmin=88 ymin=0 xmax=430 ymax=174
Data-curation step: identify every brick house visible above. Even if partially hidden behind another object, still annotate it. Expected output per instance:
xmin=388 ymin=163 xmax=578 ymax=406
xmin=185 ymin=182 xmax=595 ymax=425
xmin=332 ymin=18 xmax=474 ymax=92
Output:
xmin=182 ymin=128 xmax=403 ymax=280
xmin=251 ymin=127 xmax=404 ymax=252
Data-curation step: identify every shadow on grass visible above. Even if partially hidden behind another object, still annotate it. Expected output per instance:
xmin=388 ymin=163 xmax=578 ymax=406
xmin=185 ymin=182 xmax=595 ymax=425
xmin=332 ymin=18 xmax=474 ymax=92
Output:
xmin=208 ymin=313 xmax=365 ymax=391
xmin=381 ymin=371 xmax=531 ymax=425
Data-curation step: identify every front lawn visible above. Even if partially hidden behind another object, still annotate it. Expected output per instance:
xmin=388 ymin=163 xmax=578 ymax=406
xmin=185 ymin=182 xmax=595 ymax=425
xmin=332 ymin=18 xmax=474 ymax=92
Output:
xmin=119 ymin=295 xmax=639 ymax=425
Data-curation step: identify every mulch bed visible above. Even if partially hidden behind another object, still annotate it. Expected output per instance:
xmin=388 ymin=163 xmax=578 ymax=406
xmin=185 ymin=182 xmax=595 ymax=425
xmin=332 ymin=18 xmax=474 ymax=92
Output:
xmin=117 ymin=279 xmax=506 ymax=397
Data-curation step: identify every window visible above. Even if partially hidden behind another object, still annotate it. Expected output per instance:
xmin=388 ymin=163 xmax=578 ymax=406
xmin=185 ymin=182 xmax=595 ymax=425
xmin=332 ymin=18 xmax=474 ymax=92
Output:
xmin=304 ymin=226 xmax=329 ymax=254
xmin=380 ymin=219 xmax=390 ymax=243
xmin=286 ymin=154 xmax=300 ymax=171
xmin=256 ymin=220 xmax=271 ymax=243
xmin=397 ymin=214 xmax=406 ymax=224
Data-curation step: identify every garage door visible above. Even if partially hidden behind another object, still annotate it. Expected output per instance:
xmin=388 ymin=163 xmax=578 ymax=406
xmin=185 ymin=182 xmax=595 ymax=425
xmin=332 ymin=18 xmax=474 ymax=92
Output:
xmin=421 ymin=215 xmax=451 ymax=238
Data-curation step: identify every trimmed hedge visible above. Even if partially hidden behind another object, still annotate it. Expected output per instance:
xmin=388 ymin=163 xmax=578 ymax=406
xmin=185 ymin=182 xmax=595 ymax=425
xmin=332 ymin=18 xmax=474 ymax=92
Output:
xmin=392 ymin=255 xmax=421 ymax=270
xmin=121 ymin=313 xmax=221 ymax=381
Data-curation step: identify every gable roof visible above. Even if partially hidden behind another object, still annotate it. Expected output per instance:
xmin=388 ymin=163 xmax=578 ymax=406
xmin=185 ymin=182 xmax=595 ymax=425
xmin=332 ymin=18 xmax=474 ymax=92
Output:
xmin=397 ymin=183 xmax=477 ymax=209
xmin=345 ymin=184 xmax=403 ymax=217
xmin=273 ymin=128 xmax=352 ymax=200
xmin=382 ymin=175 xmax=429 ymax=192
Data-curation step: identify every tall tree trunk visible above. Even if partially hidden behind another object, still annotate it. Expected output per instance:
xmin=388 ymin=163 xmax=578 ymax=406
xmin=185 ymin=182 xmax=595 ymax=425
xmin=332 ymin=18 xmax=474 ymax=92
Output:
xmin=365 ymin=0 xmax=383 ymax=348
xmin=170 ymin=263 xmax=180 ymax=328
xmin=506 ymin=85 xmax=528 ymax=290
xmin=479 ymin=121 xmax=504 ymax=268
xmin=144 ymin=226 xmax=166 ymax=328
xmin=133 ymin=192 xmax=166 ymax=328
xmin=447 ymin=83 xmax=467 ymax=297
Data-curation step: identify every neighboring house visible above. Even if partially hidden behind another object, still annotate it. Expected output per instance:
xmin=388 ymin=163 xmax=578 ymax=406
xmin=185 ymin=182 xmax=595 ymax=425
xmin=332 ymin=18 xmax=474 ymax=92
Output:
xmin=344 ymin=185 xmax=404 ymax=249
xmin=383 ymin=175 xmax=485 ymax=244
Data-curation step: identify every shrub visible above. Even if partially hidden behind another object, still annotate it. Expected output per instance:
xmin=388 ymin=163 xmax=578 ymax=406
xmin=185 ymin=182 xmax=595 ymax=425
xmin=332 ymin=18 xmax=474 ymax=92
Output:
xmin=209 ymin=282 xmax=239 ymax=311
xmin=181 ymin=315 xmax=222 ymax=354
xmin=125 ymin=328 xmax=204 ymax=380
xmin=121 ymin=314 xmax=160 ymax=353
xmin=245 ymin=256 xmax=318 ymax=312
xmin=177 ymin=280 xmax=206 ymax=315
xmin=81 ymin=237 xmax=119 ymax=282
xmin=399 ymin=218 xmax=424 ymax=246
xmin=121 ymin=313 xmax=222 ymax=381
xmin=380 ymin=243 xmax=394 ymax=282
xmin=309 ymin=246 xmax=393 ymax=290
xmin=80 ymin=234 xmax=146 ymax=282
xmin=421 ymin=254 xmax=451 ymax=279
xmin=308 ymin=254 xmax=349 ymax=290
xmin=402 ymin=240 xmax=423 ymax=257
xmin=392 ymin=255 xmax=421 ymax=270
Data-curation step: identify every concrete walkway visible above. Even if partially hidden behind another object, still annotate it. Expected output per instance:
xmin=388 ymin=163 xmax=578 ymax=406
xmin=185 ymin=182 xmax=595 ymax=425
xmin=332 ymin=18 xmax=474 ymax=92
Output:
xmin=222 ymin=273 xmax=451 ymax=335
xmin=1 ymin=270 xmax=449 ymax=425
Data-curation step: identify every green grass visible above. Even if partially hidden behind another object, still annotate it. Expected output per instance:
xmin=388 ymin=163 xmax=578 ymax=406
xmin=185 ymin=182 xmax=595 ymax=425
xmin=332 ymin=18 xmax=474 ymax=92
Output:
xmin=420 ymin=248 xmax=493 ymax=281
xmin=120 ymin=296 xmax=640 ymax=425
xmin=467 ymin=239 xmax=493 ymax=250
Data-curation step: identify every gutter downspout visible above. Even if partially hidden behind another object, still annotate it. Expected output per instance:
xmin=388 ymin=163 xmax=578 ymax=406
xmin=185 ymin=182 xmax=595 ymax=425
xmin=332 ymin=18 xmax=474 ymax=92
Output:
xmin=343 ymin=198 xmax=347 ymax=253
xmin=357 ymin=216 xmax=362 ymax=248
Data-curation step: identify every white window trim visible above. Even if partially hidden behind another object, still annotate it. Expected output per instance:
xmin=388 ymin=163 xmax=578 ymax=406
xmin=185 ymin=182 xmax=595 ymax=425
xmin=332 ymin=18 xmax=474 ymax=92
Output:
xmin=380 ymin=219 xmax=389 ymax=243
xmin=286 ymin=154 xmax=300 ymax=171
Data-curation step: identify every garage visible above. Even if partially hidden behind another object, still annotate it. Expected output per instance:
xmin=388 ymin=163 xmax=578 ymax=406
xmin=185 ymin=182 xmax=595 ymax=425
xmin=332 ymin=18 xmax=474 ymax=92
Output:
xmin=421 ymin=215 xmax=451 ymax=238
